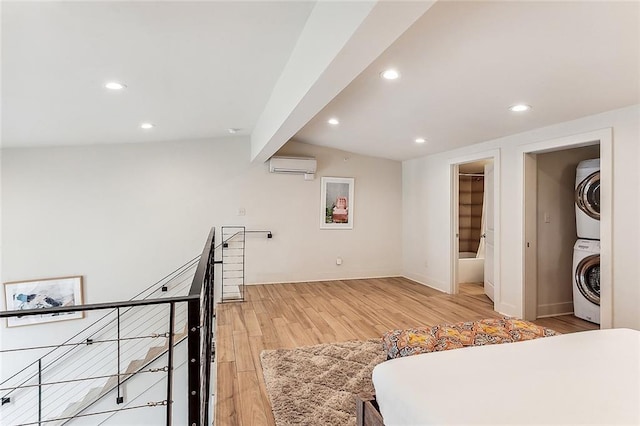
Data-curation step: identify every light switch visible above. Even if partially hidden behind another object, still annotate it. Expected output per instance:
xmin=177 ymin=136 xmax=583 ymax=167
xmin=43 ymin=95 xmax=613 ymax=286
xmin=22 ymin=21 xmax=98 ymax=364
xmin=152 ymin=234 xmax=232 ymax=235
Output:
xmin=544 ymin=212 xmax=550 ymax=223
xmin=238 ymin=208 xmax=246 ymax=216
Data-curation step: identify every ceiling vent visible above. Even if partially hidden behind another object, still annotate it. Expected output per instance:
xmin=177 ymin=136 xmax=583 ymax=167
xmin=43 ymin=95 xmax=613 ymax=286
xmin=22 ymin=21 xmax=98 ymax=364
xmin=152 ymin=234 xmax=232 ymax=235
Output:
xmin=269 ymin=156 xmax=317 ymax=180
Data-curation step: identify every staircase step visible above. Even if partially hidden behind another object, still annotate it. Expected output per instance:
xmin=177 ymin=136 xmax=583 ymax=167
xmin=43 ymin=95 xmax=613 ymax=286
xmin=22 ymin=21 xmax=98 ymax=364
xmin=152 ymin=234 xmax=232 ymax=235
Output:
xmin=175 ymin=325 xmax=188 ymax=341
xmin=125 ymin=359 xmax=145 ymax=375
xmin=53 ymin=328 xmax=190 ymax=424
xmin=145 ymin=345 xmax=165 ymax=363
xmin=222 ymin=295 xmax=243 ymax=302
xmin=81 ymin=387 xmax=104 ymax=405
xmin=59 ymin=400 xmax=83 ymax=420
xmin=100 ymin=376 xmax=119 ymax=396
xmin=58 ymin=386 xmax=101 ymax=421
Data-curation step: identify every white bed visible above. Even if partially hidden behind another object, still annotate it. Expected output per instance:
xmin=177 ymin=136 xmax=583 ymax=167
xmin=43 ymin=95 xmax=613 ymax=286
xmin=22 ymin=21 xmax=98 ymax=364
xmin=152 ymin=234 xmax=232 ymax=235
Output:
xmin=372 ymin=328 xmax=640 ymax=425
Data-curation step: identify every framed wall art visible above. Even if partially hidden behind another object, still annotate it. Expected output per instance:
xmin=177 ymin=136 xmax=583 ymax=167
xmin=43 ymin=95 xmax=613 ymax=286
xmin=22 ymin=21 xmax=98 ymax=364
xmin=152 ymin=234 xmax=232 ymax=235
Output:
xmin=320 ymin=177 xmax=354 ymax=230
xmin=4 ymin=276 xmax=84 ymax=327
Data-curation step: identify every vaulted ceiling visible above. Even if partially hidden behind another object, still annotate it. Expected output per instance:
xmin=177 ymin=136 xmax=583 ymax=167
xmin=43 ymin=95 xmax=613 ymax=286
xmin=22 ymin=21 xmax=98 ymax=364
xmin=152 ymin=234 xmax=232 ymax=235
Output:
xmin=294 ymin=0 xmax=640 ymax=160
xmin=1 ymin=1 xmax=315 ymax=146
xmin=2 ymin=1 xmax=639 ymax=162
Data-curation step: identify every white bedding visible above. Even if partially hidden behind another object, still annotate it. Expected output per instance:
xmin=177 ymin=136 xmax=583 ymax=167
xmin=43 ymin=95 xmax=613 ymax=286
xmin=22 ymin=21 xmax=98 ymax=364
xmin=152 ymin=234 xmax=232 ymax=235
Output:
xmin=372 ymin=328 xmax=640 ymax=425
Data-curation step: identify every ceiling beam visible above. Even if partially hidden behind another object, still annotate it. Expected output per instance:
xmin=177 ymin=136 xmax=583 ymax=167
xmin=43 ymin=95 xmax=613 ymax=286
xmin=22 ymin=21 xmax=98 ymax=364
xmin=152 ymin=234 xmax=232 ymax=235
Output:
xmin=250 ymin=0 xmax=435 ymax=163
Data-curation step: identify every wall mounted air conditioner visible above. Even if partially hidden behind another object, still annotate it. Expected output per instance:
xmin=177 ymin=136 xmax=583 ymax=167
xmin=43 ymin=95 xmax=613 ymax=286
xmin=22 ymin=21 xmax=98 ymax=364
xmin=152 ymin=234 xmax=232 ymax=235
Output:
xmin=269 ymin=156 xmax=317 ymax=180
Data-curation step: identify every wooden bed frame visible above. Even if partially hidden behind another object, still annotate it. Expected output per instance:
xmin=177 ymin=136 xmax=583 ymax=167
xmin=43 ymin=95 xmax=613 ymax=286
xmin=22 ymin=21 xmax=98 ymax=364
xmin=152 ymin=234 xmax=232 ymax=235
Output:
xmin=355 ymin=396 xmax=384 ymax=426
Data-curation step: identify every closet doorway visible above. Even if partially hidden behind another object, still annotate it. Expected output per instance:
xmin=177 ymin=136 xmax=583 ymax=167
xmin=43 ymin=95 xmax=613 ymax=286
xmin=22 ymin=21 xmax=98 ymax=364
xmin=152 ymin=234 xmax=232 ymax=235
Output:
xmin=521 ymin=128 xmax=612 ymax=327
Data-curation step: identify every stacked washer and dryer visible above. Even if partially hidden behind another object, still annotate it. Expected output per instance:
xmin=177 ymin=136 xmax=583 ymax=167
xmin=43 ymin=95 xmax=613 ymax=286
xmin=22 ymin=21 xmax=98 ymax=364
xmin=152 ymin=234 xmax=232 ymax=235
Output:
xmin=573 ymin=159 xmax=600 ymax=324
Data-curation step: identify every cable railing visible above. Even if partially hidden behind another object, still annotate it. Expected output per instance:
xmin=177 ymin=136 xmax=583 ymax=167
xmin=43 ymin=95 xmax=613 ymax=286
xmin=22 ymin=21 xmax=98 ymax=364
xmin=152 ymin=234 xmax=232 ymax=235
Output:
xmin=0 ymin=227 xmax=216 ymax=426
xmin=1 ymin=298 xmax=192 ymax=425
xmin=221 ymin=227 xmax=272 ymax=302
xmin=0 ymin=257 xmax=198 ymax=410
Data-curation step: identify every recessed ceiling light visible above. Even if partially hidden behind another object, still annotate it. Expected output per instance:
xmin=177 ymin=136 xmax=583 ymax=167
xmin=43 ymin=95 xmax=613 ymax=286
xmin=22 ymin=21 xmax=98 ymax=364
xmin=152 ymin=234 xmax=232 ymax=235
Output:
xmin=105 ymin=81 xmax=126 ymax=90
xmin=327 ymin=118 xmax=339 ymax=125
xmin=509 ymin=104 xmax=531 ymax=112
xmin=140 ymin=123 xmax=155 ymax=129
xmin=228 ymin=128 xmax=241 ymax=134
xmin=381 ymin=69 xmax=400 ymax=80
xmin=415 ymin=138 xmax=426 ymax=144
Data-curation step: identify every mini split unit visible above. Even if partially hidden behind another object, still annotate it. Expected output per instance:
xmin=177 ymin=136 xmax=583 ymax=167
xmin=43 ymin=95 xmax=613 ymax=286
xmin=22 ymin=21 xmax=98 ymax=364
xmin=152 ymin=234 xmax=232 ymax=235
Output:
xmin=268 ymin=156 xmax=317 ymax=180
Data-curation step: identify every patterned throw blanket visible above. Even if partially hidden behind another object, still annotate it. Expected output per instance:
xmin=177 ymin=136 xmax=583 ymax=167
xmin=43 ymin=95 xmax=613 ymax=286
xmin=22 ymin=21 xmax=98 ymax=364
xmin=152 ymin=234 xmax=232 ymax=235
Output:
xmin=383 ymin=318 xmax=558 ymax=359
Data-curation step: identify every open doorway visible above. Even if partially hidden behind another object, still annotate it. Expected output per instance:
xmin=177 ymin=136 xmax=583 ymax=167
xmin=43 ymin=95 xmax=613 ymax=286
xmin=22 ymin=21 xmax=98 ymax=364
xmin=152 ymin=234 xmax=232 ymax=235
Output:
xmin=522 ymin=129 xmax=612 ymax=328
xmin=451 ymin=156 xmax=497 ymax=311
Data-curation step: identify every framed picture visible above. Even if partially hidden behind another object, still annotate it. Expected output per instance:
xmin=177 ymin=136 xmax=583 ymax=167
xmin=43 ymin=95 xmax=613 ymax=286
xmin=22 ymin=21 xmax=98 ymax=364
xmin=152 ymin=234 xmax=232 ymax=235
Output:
xmin=320 ymin=177 xmax=354 ymax=229
xmin=4 ymin=276 xmax=84 ymax=327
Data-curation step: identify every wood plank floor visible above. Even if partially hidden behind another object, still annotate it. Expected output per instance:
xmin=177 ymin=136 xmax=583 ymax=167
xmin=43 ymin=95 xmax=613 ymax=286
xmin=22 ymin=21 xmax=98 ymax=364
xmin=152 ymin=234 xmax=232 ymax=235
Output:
xmin=214 ymin=277 xmax=598 ymax=426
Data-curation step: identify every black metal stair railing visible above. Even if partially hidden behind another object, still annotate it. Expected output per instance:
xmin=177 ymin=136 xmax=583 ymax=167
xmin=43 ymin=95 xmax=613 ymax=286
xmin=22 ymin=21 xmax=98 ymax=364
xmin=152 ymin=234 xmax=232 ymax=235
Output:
xmin=222 ymin=226 xmax=245 ymax=302
xmin=0 ymin=264 xmax=198 ymax=424
xmin=221 ymin=227 xmax=272 ymax=302
xmin=0 ymin=227 xmax=217 ymax=426
xmin=1 ymin=298 xmax=190 ymax=425
xmin=0 ymin=254 xmax=201 ymax=403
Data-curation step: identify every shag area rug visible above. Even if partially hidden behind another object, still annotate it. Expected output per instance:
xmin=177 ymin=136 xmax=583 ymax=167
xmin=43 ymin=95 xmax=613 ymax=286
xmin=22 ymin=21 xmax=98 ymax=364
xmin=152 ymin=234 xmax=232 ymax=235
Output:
xmin=260 ymin=339 xmax=386 ymax=426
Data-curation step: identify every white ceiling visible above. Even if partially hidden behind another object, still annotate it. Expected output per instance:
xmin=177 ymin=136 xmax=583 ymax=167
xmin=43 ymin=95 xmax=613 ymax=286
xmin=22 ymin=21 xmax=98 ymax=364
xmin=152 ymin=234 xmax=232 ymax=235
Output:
xmin=1 ymin=1 xmax=314 ymax=146
xmin=295 ymin=0 xmax=640 ymax=160
xmin=2 ymin=1 xmax=639 ymax=161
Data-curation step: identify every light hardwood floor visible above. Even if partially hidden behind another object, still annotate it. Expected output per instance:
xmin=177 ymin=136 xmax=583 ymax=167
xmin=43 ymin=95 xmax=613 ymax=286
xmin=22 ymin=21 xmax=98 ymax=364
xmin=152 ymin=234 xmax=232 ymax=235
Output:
xmin=214 ymin=277 xmax=598 ymax=426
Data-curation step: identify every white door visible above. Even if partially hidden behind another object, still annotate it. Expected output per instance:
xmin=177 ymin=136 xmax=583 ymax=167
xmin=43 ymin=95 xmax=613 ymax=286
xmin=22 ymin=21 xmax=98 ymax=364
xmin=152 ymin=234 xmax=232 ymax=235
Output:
xmin=484 ymin=162 xmax=495 ymax=301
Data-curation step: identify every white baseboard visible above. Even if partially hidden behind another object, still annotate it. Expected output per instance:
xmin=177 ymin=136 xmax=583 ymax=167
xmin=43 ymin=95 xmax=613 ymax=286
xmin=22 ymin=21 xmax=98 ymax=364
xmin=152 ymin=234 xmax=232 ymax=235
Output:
xmin=537 ymin=301 xmax=574 ymax=318
xmin=246 ymin=274 xmax=402 ymax=286
xmin=400 ymin=273 xmax=447 ymax=293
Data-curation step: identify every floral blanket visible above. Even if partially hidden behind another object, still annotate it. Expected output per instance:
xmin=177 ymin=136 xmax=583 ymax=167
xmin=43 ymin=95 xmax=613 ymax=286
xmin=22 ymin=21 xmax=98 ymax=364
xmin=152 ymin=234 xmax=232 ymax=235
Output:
xmin=383 ymin=318 xmax=558 ymax=359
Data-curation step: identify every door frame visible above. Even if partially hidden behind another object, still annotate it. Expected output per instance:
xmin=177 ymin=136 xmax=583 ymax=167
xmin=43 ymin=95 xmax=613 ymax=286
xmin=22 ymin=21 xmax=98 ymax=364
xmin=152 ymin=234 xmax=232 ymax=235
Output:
xmin=520 ymin=128 xmax=612 ymax=328
xmin=449 ymin=149 xmax=501 ymax=312
xmin=523 ymin=153 xmax=538 ymax=320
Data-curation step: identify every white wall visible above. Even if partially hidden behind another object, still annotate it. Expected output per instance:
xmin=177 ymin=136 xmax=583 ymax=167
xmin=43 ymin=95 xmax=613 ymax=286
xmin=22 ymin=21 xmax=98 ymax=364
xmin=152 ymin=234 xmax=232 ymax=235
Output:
xmin=1 ymin=138 xmax=402 ymax=379
xmin=403 ymin=105 xmax=640 ymax=329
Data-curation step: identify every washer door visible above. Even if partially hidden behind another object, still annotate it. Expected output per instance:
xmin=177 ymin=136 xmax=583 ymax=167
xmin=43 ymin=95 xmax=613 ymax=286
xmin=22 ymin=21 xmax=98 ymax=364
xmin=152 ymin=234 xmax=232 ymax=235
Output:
xmin=575 ymin=254 xmax=600 ymax=306
xmin=575 ymin=170 xmax=600 ymax=220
